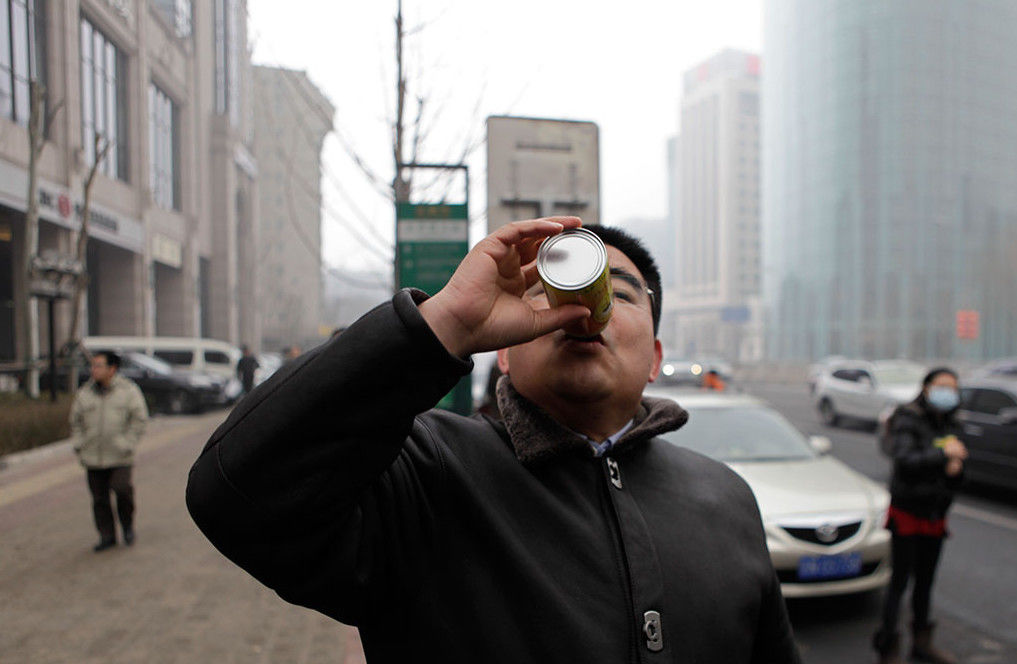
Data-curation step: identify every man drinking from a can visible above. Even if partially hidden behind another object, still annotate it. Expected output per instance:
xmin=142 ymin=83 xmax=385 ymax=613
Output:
xmin=187 ymin=217 xmax=800 ymax=663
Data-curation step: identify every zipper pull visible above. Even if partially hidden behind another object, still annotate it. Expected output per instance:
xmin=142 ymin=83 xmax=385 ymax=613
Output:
xmin=643 ymin=610 xmax=663 ymax=652
xmin=606 ymin=457 xmax=623 ymax=489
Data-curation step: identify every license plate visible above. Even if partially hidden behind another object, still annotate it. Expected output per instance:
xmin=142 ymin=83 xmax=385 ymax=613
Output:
xmin=797 ymin=552 xmax=863 ymax=581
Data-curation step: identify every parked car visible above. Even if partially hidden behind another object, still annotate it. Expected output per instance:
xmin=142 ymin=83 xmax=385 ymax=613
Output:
xmin=83 ymin=336 xmax=243 ymax=402
xmin=969 ymin=357 xmax=1017 ymax=380
xmin=814 ymin=359 xmax=925 ymax=426
xmin=807 ymin=355 xmax=848 ymax=394
xmin=957 ymin=377 xmax=1017 ymax=491
xmin=255 ymin=351 xmax=284 ymax=386
xmin=647 ymin=388 xmax=892 ymax=598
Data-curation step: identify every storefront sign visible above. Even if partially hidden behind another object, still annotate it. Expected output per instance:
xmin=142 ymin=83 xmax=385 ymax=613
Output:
xmin=152 ymin=233 xmax=183 ymax=268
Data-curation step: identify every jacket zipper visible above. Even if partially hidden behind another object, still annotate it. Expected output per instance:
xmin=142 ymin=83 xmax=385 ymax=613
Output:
xmin=601 ymin=455 xmax=641 ymax=663
xmin=98 ymin=388 xmax=106 ymax=466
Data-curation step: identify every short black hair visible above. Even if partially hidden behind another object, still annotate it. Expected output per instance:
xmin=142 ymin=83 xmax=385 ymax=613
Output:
xmin=93 ymin=350 xmax=121 ymax=369
xmin=922 ymin=366 xmax=958 ymax=388
xmin=583 ymin=225 xmax=662 ymax=335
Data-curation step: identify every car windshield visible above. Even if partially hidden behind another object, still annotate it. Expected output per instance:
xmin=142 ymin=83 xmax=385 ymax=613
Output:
xmin=659 ymin=405 xmax=816 ymax=463
xmin=124 ymin=352 xmax=173 ymax=375
xmin=872 ymin=363 xmax=925 ymax=385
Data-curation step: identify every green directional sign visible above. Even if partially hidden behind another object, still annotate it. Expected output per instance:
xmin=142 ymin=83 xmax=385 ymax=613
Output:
xmin=396 ymin=202 xmax=471 ymax=414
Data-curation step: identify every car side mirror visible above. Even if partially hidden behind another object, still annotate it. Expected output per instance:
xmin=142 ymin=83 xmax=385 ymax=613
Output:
xmin=999 ymin=407 xmax=1017 ymax=425
xmin=809 ymin=435 xmax=833 ymax=455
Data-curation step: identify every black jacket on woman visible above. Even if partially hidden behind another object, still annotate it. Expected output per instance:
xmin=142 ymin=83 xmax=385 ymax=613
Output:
xmin=888 ymin=397 xmax=965 ymax=521
xmin=186 ymin=290 xmax=800 ymax=663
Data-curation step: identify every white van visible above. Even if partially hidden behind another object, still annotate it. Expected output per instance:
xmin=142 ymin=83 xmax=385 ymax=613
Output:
xmin=83 ymin=336 xmax=243 ymax=399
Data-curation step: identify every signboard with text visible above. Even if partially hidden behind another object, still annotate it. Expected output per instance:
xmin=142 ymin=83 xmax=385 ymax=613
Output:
xmin=396 ymin=202 xmax=471 ymax=414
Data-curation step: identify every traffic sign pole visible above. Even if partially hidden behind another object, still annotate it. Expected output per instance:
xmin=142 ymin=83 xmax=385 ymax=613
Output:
xmin=395 ymin=164 xmax=472 ymax=415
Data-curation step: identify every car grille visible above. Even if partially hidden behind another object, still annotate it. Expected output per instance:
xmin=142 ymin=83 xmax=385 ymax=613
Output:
xmin=777 ymin=561 xmax=881 ymax=584
xmin=781 ymin=521 xmax=862 ymax=546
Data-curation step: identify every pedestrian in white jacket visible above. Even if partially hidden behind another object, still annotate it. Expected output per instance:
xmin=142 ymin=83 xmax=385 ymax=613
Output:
xmin=70 ymin=350 xmax=148 ymax=552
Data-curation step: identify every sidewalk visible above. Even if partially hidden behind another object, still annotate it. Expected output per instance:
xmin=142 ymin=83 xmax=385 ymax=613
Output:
xmin=0 ymin=409 xmax=366 ymax=664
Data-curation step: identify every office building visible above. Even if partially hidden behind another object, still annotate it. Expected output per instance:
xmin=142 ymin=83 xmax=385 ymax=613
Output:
xmin=253 ymin=66 xmax=334 ymax=352
xmin=669 ymin=49 xmax=763 ymax=362
xmin=0 ymin=0 xmax=260 ymax=373
xmin=764 ymin=0 xmax=1017 ymax=361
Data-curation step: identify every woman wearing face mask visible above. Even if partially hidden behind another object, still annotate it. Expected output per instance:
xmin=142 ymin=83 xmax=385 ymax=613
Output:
xmin=873 ymin=368 xmax=967 ymax=664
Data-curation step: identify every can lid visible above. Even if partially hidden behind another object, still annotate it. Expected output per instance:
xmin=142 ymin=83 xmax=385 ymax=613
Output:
xmin=538 ymin=230 xmax=606 ymax=288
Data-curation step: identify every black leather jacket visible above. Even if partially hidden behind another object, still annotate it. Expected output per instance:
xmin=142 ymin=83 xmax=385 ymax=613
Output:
xmin=888 ymin=398 xmax=965 ymax=522
xmin=186 ymin=289 xmax=800 ymax=663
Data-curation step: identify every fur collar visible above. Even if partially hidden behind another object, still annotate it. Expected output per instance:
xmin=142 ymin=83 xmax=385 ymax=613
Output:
xmin=495 ymin=376 xmax=688 ymax=464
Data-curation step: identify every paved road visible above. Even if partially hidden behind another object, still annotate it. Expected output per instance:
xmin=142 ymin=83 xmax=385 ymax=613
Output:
xmin=0 ymin=410 xmax=365 ymax=664
xmin=742 ymin=381 xmax=1017 ymax=664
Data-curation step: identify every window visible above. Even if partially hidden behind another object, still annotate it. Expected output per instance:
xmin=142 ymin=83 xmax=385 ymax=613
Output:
xmin=80 ymin=16 xmax=128 ymax=180
xmin=153 ymin=349 xmax=193 ymax=365
xmin=148 ymin=83 xmax=178 ymax=209
xmin=832 ymin=369 xmax=860 ymax=382
xmin=968 ymin=389 xmax=1017 ymax=416
xmin=0 ymin=0 xmax=45 ymax=125
xmin=204 ymin=350 xmax=230 ymax=365
xmin=151 ymin=0 xmax=191 ymax=38
xmin=213 ymin=0 xmax=239 ymax=126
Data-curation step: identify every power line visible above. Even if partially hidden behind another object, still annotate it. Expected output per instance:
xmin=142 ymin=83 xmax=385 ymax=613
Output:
xmin=282 ymin=151 xmax=391 ymax=291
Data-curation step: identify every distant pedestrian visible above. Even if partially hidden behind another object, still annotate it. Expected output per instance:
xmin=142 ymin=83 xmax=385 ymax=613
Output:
xmin=702 ymin=368 xmax=726 ymax=391
xmin=236 ymin=345 xmax=260 ymax=394
xmin=872 ymin=367 xmax=967 ymax=664
xmin=70 ymin=350 xmax=148 ymax=552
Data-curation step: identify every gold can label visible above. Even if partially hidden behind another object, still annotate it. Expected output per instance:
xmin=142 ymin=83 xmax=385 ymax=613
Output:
xmin=536 ymin=228 xmax=613 ymax=336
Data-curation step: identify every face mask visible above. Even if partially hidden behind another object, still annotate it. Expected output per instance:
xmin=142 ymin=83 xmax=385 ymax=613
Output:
xmin=927 ymin=386 xmax=959 ymax=412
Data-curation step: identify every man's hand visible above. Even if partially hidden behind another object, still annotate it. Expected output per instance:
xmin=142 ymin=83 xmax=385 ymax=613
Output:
xmin=945 ymin=457 xmax=964 ymax=477
xmin=419 ymin=217 xmax=591 ymax=358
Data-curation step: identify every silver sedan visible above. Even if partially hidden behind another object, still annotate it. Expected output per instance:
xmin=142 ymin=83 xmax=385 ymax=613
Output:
xmin=648 ymin=389 xmax=892 ymax=599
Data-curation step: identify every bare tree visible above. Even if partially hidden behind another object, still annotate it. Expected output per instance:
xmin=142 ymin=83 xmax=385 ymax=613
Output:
xmin=20 ymin=80 xmax=62 ymax=397
xmin=64 ymin=131 xmax=111 ymax=391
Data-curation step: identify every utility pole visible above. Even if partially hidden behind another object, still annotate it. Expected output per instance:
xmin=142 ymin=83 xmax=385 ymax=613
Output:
xmin=393 ymin=0 xmax=410 ymax=205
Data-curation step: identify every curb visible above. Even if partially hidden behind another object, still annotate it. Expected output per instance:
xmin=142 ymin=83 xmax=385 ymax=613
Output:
xmin=0 ymin=438 xmax=76 ymax=471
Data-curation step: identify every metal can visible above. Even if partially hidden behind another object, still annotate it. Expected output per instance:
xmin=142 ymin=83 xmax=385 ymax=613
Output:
xmin=536 ymin=228 xmax=613 ymax=336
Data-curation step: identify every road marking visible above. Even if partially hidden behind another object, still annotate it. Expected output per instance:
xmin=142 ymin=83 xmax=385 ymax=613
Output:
xmin=953 ymin=503 xmax=1017 ymax=534
xmin=0 ymin=418 xmax=215 ymax=510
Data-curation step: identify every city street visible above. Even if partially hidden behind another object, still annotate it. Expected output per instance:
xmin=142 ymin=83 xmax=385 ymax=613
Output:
xmin=744 ymin=381 xmax=1017 ymax=664
xmin=2 ymin=389 xmax=1016 ymax=663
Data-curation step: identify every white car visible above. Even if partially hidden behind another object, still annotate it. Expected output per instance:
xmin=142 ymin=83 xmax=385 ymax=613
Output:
xmin=648 ymin=389 xmax=891 ymax=598
xmin=806 ymin=355 xmax=848 ymax=394
xmin=814 ymin=360 xmax=925 ymax=426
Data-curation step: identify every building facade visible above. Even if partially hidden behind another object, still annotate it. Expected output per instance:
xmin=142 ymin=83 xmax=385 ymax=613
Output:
xmin=668 ymin=49 xmax=763 ymax=363
xmin=486 ymin=116 xmax=600 ymax=233
xmin=764 ymin=0 xmax=1017 ymax=361
xmin=252 ymin=66 xmax=333 ymax=353
xmin=0 ymin=0 xmax=259 ymax=374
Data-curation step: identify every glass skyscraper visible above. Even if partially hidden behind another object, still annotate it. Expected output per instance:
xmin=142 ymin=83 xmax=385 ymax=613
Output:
xmin=763 ymin=0 xmax=1017 ymax=361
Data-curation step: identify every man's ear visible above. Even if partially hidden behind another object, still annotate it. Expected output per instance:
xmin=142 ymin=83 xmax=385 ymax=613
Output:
xmin=496 ymin=348 xmax=511 ymax=375
xmin=647 ymin=339 xmax=663 ymax=382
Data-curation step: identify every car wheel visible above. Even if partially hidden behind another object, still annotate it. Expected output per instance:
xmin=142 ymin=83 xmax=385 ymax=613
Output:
xmin=819 ymin=398 xmax=840 ymax=427
xmin=167 ymin=390 xmax=190 ymax=415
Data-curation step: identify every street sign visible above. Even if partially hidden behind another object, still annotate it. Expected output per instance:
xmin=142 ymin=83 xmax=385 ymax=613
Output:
xmin=721 ymin=305 xmax=751 ymax=324
xmin=396 ymin=203 xmax=468 ymax=295
xmin=956 ymin=309 xmax=980 ymax=340
xmin=396 ymin=202 xmax=471 ymax=414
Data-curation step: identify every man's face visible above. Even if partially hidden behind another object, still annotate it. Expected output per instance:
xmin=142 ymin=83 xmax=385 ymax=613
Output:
xmin=90 ymin=356 xmax=116 ymax=386
xmin=498 ymin=245 xmax=662 ymax=407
